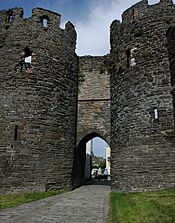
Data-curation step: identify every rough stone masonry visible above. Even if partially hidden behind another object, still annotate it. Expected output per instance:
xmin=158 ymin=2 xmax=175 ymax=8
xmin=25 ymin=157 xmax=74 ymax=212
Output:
xmin=110 ymin=0 xmax=175 ymax=191
xmin=0 ymin=0 xmax=175 ymax=193
xmin=0 ymin=8 xmax=78 ymax=193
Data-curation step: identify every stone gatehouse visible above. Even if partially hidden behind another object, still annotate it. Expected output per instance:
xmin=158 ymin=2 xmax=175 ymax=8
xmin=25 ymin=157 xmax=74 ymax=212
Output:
xmin=0 ymin=0 xmax=175 ymax=193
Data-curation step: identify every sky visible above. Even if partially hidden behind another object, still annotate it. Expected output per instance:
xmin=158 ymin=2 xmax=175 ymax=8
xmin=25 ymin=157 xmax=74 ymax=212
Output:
xmin=0 ymin=0 xmax=168 ymax=56
xmin=91 ymin=137 xmax=108 ymax=158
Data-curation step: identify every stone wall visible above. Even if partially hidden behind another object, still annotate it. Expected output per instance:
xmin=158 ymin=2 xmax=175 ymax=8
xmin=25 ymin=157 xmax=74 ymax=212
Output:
xmin=0 ymin=8 xmax=78 ymax=193
xmin=1 ymin=0 xmax=175 ymax=194
xmin=110 ymin=0 xmax=175 ymax=191
xmin=72 ymin=56 xmax=110 ymax=187
xmin=77 ymin=56 xmax=110 ymax=145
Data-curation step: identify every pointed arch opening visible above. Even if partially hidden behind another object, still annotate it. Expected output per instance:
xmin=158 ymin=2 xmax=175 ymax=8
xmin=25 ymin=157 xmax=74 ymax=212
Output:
xmin=71 ymin=132 xmax=111 ymax=188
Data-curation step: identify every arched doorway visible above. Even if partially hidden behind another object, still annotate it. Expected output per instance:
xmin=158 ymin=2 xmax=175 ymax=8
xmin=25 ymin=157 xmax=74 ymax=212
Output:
xmin=71 ymin=132 xmax=110 ymax=188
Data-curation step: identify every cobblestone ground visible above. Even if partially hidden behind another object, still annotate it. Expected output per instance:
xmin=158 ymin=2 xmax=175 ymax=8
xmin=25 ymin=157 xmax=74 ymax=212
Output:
xmin=0 ymin=183 xmax=110 ymax=223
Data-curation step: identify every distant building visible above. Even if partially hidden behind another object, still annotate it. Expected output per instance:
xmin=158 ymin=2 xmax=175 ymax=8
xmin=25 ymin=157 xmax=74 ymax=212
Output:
xmin=84 ymin=141 xmax=92 ymax=180
xmin=106 ymin=146 xmax=111 ymax=175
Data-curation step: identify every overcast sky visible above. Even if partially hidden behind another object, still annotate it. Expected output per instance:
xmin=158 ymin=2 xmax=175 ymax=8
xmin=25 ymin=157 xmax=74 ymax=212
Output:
xmin=0 ymin=0 xmax=170 ymax=56
xmin=92 ymin=137 xmax=108 ymax=158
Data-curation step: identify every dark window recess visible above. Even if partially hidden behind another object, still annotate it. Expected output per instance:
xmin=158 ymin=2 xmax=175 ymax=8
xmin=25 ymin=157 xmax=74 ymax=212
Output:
xmin=132 ymin=8 xmax=138 ymax=19
xmin=132 ymin=8 xmax=135 ymax=19
xmin=24 ymin=46 xmax=32 ymax=57
xmin=126 ymin=49 xmax=131 ymax=68
xmin=7 ymin=10 xmax=13 ymax=23
xmin=8 ymin=15 xmax=13 ymax=22
xmin=14 ymin=125 xmax=18 ymax=141
xmin=20 ymin=46 xmax=32 ymax=72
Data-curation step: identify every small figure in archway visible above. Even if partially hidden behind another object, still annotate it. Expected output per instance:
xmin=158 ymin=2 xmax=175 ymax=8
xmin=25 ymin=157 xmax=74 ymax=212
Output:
xmin=97 ymin=167 xmax=102 ymax=181
xmin=103 ymin=168 xmax=108 ymax=181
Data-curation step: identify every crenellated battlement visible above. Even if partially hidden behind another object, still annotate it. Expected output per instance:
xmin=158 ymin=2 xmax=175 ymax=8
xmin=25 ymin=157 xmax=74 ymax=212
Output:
xmin=122 ymin=0 xmax=148 ymax=23
xmin=0 ymin=7 xmax=75 ymax=32
xmin=32 ymin=7 xmax=61 ymax=28
xmin=0 ymin=7 xmax=23 ymax=23
xmin=122 ymin=0 xmax=174 ymax=23
xmin=110 ymin=0 xmax=175 ymax=50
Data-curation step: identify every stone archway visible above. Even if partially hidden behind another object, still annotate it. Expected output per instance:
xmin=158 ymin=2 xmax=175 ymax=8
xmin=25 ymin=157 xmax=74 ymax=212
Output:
xmin=71 ymin=132 xmax=109 ymax=188
xmin=74 ymin=55 xmax=111 ymax=189
xmin=77 ymin=56 xmax=110 ymax=147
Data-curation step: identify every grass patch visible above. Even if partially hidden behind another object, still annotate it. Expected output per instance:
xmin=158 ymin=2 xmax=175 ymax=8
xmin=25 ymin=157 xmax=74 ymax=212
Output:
xmin=0 ymin=190 xmax=65 ymax=210
xmin=108 ymin=189 xmax=175 ymax=223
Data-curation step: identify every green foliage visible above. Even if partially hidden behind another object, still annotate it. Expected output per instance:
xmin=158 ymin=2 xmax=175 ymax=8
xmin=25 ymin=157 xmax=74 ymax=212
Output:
xmin=0 ymin=190 xmax=65 ymax=210
xmin=100 ymin=161 xmax=106 ymax=170
xmin=108 ymin=189 xmax=175 ymax=223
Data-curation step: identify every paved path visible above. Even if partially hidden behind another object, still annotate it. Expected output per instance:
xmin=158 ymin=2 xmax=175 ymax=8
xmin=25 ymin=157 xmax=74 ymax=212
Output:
xmin=0 ymin=184 xmax=110 ymax=223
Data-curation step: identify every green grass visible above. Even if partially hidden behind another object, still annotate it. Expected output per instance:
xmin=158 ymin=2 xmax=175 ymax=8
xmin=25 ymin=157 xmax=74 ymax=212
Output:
xmin=108 ymin=189 xmax=175 ymax=223
xmin=0 ymin=190 xmax=65 ymax=210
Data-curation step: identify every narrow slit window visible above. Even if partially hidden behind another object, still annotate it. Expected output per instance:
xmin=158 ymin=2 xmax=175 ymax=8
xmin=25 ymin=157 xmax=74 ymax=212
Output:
xmin=154 ymin=108 xmax=159 ymax=120
xmin=126 ymin=49 xmax=131 ymax=68
xmin=14 ymin=125 xmax=18 ymax=141
xmin=132 ymin=8 xmax=138 ymax=19
xmin=132 ymin=8 xmax=135 ymax=19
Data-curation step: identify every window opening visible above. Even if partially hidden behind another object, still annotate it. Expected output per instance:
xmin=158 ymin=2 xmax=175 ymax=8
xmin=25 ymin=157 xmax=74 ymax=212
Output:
xmin=7 ymin=10 xmax=13 ymax=23
xmin=125 ymin=48 xmax=137 ymax=69
xmin=14 ymin=125 xmax=18 ymax=141
xmin=154 ymin=108 xmax=159 ymax=120
xmin=8 ymin=15 xmax=13 ymax=23
xmin=41 ymin=16 xmax=49 ymax=29
xmin=126 ymin=49 xmax=131 ymax=68
xmin=132 ymin=8 xmax=139 ymax=19
xmin=132 ymin=8 xmax=135 ymax=19
xmin=20 ymin=46 xmax=32 ymax=72
xmin=130 ymin=48 xmax=137 ymax=67
xmin=43 ymin=19 xmax=48 ymax=28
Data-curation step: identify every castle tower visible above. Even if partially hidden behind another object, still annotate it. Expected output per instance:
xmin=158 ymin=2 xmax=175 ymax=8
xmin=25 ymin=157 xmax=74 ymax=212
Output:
xmin=110 ymin=0 xmax=175 ymax=191
xmin=0 ymin=8 xmax=78 ymax=192
xmin=160 ymin=0 xmax=173 ymax=4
